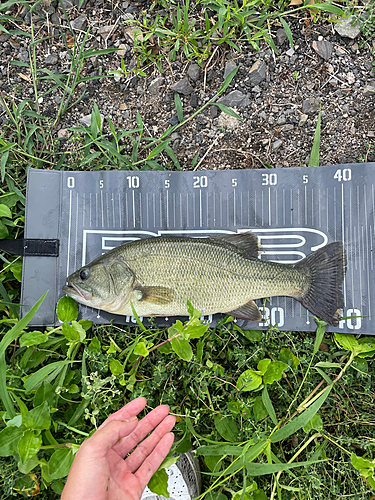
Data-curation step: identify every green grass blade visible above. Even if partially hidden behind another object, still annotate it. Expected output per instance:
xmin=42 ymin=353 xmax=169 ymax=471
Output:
xmin=174 ymin=92 xmax=184 ymax=123
xmin=0 ymin=354 xmax=16 ymax=418
xmin=0 ymin=292 xmax=47 ymax=359
xmin=270 ymin=385 xmax=332 ymax=443
xmin=262 ymin=386 xmax=277 ymax=425
xmin=246 ymin=459 xmax=325 ymax=476
xmin=309 ymin=110 xmax=321 ymax=167
xmin=24 ymin=360 xmax=70 ymax=393
xmin=214 ymin=103 xmax=243 ymax=121
xmin=279 ymin=17 xmax=294 ymax=50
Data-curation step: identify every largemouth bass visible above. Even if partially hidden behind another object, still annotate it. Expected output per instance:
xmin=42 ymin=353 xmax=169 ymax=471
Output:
xmin=63 ymin=233 xmax=346 ymax=326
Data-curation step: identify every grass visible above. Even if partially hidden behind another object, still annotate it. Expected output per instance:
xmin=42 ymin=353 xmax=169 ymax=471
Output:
xmin=0 ymin=0 xmax=375 ymax=498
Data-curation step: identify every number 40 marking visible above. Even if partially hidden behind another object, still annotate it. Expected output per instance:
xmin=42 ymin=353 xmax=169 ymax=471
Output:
xmin=334 ymin=168 xmax=351 ymax=182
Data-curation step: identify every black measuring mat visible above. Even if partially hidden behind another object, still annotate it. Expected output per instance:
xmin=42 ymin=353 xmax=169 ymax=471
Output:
xmin=20 ymin=164 xmax=375 ymax=333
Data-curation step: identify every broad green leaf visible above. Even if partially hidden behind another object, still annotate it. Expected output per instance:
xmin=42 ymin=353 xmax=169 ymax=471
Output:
xmin=205 ymin=455 xmax=222 ymax=473
xmin=237 ymin=370 xmax=262 ymax=392
xmin=271 ymin=385 xmax=332 ymax=443
xmin=10 ymin=260 xmax=22 ymax=282
xmin=315 ymin=361 xmax=341 ymax=368
xmin=232 ymin=482 xmax=258 ymax=500
xmin=0 ymin=425 xmax=24 ymax=456
xmin=0 ymin=204 xmax=11 ymax=218
xmin=263 ymin=361 xmax=288 ymax=385
xmin=71 ymin=321 xmax=86 ymax=342
xmin=6 ymin=415 xmax=22 ymax=427
xmin=240 ymin=330 xmax=262 ymax=342
xmin=247 ymin=459 xmax=324 ymax=476
xmin=78 ymin=320 xmax=93 ymax=331
xmin=48 ymin=447 xmax=74 ymax=479
xmin=262 ymin=386 xmax=277 ymax=425
xmin=88 ymin=337 xmax=101 ymax=353
xmin=0 ymin=220 xmax=8 ymax=238
xmin=214 ymin=415 xmax=239 ymax=442
xmin=20 ymin=331 xmax=48 ymax=347
xmin=351 ymin=452 xmax=374 ymax=474
xmin=171 ymin=337 xmax=193 ymax=361
xmin=134 ymin=341 xmax=149 ymax=357
xmin=253 ymin=396 xmax=268 ymax=421
xmin=24 ymin=360 xmax=70 ymax=392
xmin=278 ymin=348 xmax=300 ymax=369
xmin=62 ymin=321 xmax=79 ymax=342
xmin=257 ymin=359 xmax=271 ymax=375
xmin=158 ymin=342 xmax=173 ymax=354
xmin=303 ymin=413 xmax=323 ymax=433
xmin=18 ymin=429 xmax=42 ymax=464
xmin=33 ymin=381 xmax=55 ymax=408
xmin=148 ymin=468 xmax=169 ymax=497
xmin=23 ymin=401 xmax=51 ymax=431
xmin=159 ymin=455 xmax=179 ymax=470
xmin=307 ymin=3 xmax=344 ymax=14
xmin=56 ymin=296 xmax=78 ymax=322
xmin=110 ymin=359 xmax=124 ymax=376
xmin=18 ymin=454 xmax=39 ymax=474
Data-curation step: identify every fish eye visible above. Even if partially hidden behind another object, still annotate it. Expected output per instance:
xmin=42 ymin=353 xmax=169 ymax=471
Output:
xmin=80 ymin=269 xmax=90 ymax=281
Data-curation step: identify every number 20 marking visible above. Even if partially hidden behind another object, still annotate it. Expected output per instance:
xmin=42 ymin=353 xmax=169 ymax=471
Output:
xmin=193 ymin=176 xmax=208 ymax=188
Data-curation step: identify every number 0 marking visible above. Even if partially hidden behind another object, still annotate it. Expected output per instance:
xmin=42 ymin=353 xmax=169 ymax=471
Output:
xmin=67 ymin=177 xmax=75 ymax=188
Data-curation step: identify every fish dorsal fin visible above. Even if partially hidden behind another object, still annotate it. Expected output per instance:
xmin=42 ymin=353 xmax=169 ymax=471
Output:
xmin=212 ymin=232 xmax=261 ymax=258
xmin=226 ymin=300 xmax=262 ymax=321
xmin=134 ymin=286 xmax=175 ymax=305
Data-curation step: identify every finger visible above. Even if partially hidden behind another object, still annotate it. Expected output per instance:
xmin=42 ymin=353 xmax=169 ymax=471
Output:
xmin=112 ymin=405 xmax=171 ymax=457
xmin=135 ymin=432 xmax=175 ymax=491
xmin=80 ymin=418 xmax=139 ymax=458
xmin=123 ymin=415 xmax=176 ymax=472
xmin=98 ymin=396 xmax=147 ymax=430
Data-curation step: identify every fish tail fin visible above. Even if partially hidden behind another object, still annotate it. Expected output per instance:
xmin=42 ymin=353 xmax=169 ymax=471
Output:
xmin=295 ymin=242 xmax=346 ymax=326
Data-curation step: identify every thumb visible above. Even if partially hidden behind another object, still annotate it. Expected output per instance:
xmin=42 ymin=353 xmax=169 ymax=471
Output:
xmin=82 ymin=417 xmax=138 ymax=457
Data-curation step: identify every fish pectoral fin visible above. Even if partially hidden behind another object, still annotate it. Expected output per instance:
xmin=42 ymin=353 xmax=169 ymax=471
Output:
xmin=212 ymin=232 xmax=261 ymax=258
xmin=226 ymin=300 xmax=262 ymax=321
xmin=134 ymin=286 xmax=175 ymax=305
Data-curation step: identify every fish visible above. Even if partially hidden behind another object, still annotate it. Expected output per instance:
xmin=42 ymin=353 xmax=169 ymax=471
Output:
xmin=63 ymin=233 xmax=346 ymax=326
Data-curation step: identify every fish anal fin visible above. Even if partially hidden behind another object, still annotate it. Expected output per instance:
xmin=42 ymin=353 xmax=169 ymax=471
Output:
xmin=226 ymin=300 xmax=262 ymax=321
xmin=212 ymin=232 xmax=261 ymax=258
xmin=135 ymin=286 xmax=175 ymax=305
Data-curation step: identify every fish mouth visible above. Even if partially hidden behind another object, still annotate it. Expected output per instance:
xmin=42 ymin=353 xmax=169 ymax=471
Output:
xmin=63 ymin=283 xmax=93 ymax=301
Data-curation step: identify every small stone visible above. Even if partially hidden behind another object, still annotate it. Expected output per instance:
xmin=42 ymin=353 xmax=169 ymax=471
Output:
xmin=352 ymin=42 xmax=359 ymax=51
xmin=57 ymin=128 xmax=70 ymax=139
xmin=171 ymin=132 xmax=181 ymax=140
xmin=346 ymin=72 xmax=355 ymax=84
xmin=368 ymin=131 xmax=375 ymax=138
xmin=124 ymin=26 xmax=143 ymax=42
xmin=286 ymin=48 xmax=295 ymax=57
xmin=54 ymin=96 xmax=62 ymax=104
xmin=169 ymin=115 xmax=180 ymax=126
xmin=187 ymin=63 xmax=200 ymax=82
xmin=45 ymin=53 xmax=58 ymax=65
xmin=252 ymin=85 xmax=262 ymax=93
xmin=259 ymin=111 xmax=267 ymax=120
xmin=71 ymin=14 xmax=87 ymax=31
xmin=119 ymin=103 xmax=127 ymax=110
xmin=335 ymin=46 xmax=346 ymax=56
xmin=137 ymin=86 xmax=145 ymax=95
xmin=61 ymin=0 xmax=74 ymax=9
xmin=277 ymin=116 xmax=286 ymax=125
xmin=170 ymin=77 xmax=193 ymax=96
xmin=363 ymin=85 xmax=375 ymax=97
xmin=302 ymin=98 xmax=320 ymax=115
xmin=217 ymin=90 xmax=250 ymax=108
xmin=276 ymin=28 xmax=287 ymax=46
xmin=335 ymin=15 xmax=361 ymax=39
xmin=299 ymin=114 xmax=308 ymax=126
xmin=223 ymin=60 xmax=237 ymax=80
xmin=190 ymin=93 xmax=198 ymax=108
xmin=98 ymin=25 xmax=114 ymax=38
xmin=149 ymin=77 xmax=164 ymax=95
xmin=248 ymin=59 xmax=266 ymax=85
xmin=79 ymin=113 xmax=104 ymax=131
xmin=210 ymin=105 xmax=218 ymax=118
xmin=217 ymin=111 xmax=240 ymax=130
xmin=117 ymin=43 xmax=127 ymax=57
xmin=272 ymin=139 xmax=282 ymax=151
xmin=312 ymin=40 xmax=332 ymax=60
xmin=281 ymin=124 xmax=294 ymax=131
xmin=37 ymin=97 xmax=43 ymax=104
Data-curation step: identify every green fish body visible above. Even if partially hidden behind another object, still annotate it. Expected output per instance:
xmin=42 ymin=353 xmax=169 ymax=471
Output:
xmin=63 ymin=233 xmax=346 ymax=326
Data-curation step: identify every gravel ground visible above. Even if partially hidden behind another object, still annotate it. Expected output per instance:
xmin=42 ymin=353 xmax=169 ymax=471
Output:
xmin=0 ymin=1 xmax=374 ymax=170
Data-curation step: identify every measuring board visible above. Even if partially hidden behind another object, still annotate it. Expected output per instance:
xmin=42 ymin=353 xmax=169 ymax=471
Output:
xmin=21 ymin=163 xmax=375 ymax=334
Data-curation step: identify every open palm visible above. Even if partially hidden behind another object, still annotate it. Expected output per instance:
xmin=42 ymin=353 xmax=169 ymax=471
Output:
xmin=61 ymin=397 xmax=175 ymax=500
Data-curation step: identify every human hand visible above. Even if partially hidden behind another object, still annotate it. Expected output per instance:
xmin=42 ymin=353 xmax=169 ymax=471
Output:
xmin=61 ymin=397 xmax=176 ymax=500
